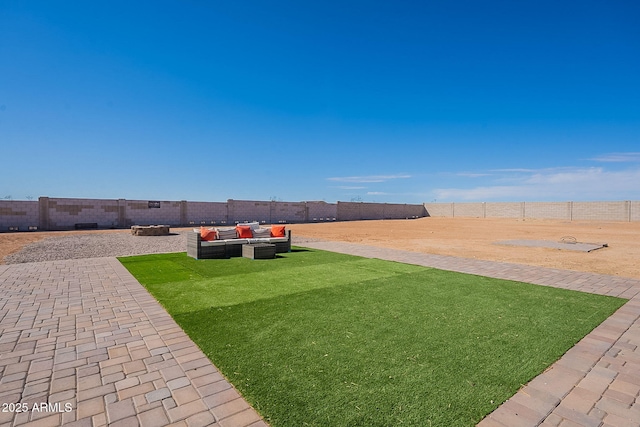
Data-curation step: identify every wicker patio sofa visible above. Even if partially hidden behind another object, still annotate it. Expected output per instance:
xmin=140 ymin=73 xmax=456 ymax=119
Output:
xmin=187 ymin=224 xmax=292 ymax=259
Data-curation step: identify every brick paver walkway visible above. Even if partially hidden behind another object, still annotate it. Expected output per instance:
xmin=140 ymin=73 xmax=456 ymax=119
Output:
xmin=0 ymin=257 xmax=266 ymax=427
xmin=301 ymin=241 xmax=640 ymax=427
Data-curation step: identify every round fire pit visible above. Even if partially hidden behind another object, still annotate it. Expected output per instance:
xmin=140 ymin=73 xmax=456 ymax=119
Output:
xmin=130 ymin=225 xmax=170 ymax=236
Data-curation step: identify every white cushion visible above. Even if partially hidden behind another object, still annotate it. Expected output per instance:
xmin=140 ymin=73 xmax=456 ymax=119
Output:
xmin=253 ymin=227 xmax=271 ymax=238
xmin=216 ymin=227 xmax=237 ymax=240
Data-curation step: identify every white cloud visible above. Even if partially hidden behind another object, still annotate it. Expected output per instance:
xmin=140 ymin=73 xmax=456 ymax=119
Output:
xmin=524 ymin=167 xmax=604 ymax=185
xmin=334 ymin=186 xmax=367 ymax=190
xmin=456 ymin=172 xmax=492 ymax=178
xmin=491 ymin=168 xmax=539 ymax=173
xmin=327 ymin=174 xmax=411 ymax=183
xmin=433 ymin=167 xmax=640 ymax=201
xmin=590 ymin=152 xmax=640 ymax=163
xmin=367 ymin=191 xmax=389 ymax=195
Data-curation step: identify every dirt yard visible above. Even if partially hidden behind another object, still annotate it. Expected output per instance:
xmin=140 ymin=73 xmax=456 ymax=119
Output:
xmin=2 ymin=218 xmax=639 ymax=279
xmin=288 ymin=217 xmax=640 ymax=279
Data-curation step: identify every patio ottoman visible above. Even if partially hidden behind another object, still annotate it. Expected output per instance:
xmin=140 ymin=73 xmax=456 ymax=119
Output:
xmin=242 ymin=243 xmax=276 ymax=260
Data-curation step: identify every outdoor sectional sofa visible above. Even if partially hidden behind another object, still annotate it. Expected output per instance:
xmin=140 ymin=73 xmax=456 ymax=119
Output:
xmin=187 ymin=222 xmax=292 ymax=259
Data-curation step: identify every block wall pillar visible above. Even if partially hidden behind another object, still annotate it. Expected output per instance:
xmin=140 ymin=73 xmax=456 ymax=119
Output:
xmin=180 ymin=200 xmax=188 ymax=226
xmin=117 ymin=199 xmax=127 ymax=228
xmin=38 ymin=197 xmax=50 ymax=231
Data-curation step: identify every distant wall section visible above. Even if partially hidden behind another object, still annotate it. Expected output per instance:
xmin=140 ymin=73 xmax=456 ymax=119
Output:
xmin=424 ymin=201 xmax=639 ymax=222
xmin=124 ymin=200 xmax=182 ymax=228
xmin=0 ymin=200 xmax=39 ymax=231
xmin=40 ymin=197 xmax=121 ymax=230
xmin=633 ymin=201 xmax=640 ymax=222
xmin=0 ymin=197 xmax=423 ymax=231
xmin=185 ymin=201 xmax=229 ymax=225
xmin=570 ymin=201 xmax=631 ymax=221
xmin=523 ymin=202 xmax=571 ymax=220
xmin=7 ymin=197 xmax=636 ymax=231
xmin=337 ymin=202 xmax=427 ymax=221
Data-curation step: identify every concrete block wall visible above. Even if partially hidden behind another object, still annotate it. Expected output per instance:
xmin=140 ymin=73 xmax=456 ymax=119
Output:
xmin=424 ymin=201 xmax=639 ymax=221
xmin=1 ymin=198 xmax=346 ymax=231
xmin=270 ymin=201 xmax=308 ymax=223
xmin=5 ymin=197 xmax=638 ymax=232
xmin=336 ymin=202 xmax=364 ymax=221
xmin=0 ymin=200 xmax=39 ymax=231
xmin=227 ymin=200 xmax=316 ymax=224
xmin=43 ymin=197 xmax=121 ymax=230
xmin=485 ymin=202 xmax=523 ymax=218
xmin=450 ymin=203 xmax=485 ymax=218
xmin=124 ymin=200 xmax=183 ymax=227
xmin=381 ymin=203 xmax=427 ymax=219
xmin=524 ymin=202 xmax=571 ymax=220
xmin=185 ymin=201 xmax=229 ymax=226
xmin=307 ymin=201 xmax=338 ymax=221
xmin=423 ymin=203 xmax=454 ymax=217
xmin=228 ymin=200 xmax=272 ymax=224
xmin=633 ymin=201 xmax=640 ymax=222
xmin=571 ymin=201 xmax=630 ymax=221
xmin=337 ymin=202 xmax=426 ymax=221
xmin=185 ymin=200 xmax=337 ymax=225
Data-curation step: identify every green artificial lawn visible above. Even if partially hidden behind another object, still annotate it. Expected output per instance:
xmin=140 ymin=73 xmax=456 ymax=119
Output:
xmin=119 ymin=249 xmax=626 ymax=427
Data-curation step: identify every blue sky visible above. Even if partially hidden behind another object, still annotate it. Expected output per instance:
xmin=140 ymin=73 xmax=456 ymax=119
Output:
xmin=1 ymin=1 xmax=639 ymax=203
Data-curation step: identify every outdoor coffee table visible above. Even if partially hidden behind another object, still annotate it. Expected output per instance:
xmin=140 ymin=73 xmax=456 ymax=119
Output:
xmin=242 ymin=243 xmax=276 ymax=259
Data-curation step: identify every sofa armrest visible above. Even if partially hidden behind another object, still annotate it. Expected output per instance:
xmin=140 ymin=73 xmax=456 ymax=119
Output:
xmin=187 ymin=231 xmax=201 ymax=258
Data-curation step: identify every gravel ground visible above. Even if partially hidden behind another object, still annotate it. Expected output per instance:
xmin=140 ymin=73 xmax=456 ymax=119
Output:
xmin=3 ymin=231 xmax=318 ymax=264
xmin=4 ymin=232 xmax=189 ymax=264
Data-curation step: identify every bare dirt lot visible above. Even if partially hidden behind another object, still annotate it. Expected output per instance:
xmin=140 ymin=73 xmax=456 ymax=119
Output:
xmin=288 ymin=217 xmax=640 ymax=279
xmin=2 ymin=218 xmax=639 ymax=279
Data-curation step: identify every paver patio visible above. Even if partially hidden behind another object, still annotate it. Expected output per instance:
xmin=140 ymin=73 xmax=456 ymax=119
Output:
xmin=1 ymin=243 xmax=640 ymax=426
xmin=0 ymin=257 xmax=266 ymax=427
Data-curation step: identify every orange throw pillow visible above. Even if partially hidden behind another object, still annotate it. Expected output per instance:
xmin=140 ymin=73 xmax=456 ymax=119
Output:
xmin=236 ymin=225 xmax=253 ymax=238
xmin=271 ymin=225 xmax=286 ymax=237
xmin=200 ymin=227 xmax=217 ymax=241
